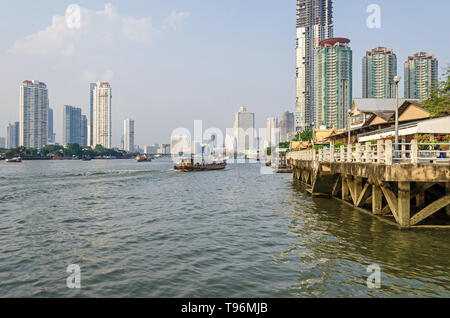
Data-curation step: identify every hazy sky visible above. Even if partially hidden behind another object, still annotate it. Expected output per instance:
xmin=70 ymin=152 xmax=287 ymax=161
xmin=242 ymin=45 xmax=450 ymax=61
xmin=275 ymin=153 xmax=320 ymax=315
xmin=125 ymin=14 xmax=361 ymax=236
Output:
xmin=0 ymin=0 xmax=448 ymax=146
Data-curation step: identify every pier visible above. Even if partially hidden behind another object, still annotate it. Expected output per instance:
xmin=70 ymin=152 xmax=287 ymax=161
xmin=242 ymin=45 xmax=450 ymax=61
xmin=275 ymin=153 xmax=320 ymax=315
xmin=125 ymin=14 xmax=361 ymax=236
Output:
xmin=287 ymin=140 xmax=450 ymax=229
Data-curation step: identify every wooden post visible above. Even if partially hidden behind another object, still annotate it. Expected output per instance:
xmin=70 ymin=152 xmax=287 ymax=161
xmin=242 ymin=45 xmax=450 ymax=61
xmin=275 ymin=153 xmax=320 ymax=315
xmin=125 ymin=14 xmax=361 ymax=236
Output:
xmin=411 ymin=139 xmax=418 ymax=164
xmin=372 ymin=185 xmax=383 ymax=215
xmin=385 ymin=140 xmax=393 ymax=165
xmin=377 ymin=140 xmax=383 ymax=164
xmin=355 ymin=143 xmax=362 ymax=162
xmin=398 ymin=182 xmax=411 ymax=228
xmin=340 ymin=145 xmax=345 ymax=162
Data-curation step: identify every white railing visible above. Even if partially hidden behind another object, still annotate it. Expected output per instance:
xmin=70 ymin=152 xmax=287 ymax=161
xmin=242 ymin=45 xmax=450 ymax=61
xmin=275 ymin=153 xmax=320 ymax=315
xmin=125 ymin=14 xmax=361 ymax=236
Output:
xmin=287 ymin=140 xmax=450 ymax=165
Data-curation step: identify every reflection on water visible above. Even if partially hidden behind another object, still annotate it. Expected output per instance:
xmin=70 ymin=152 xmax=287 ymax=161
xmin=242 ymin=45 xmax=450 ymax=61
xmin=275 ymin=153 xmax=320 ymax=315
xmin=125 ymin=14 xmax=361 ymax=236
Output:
xmin=0 ymin=160 xmax=448 ymax=297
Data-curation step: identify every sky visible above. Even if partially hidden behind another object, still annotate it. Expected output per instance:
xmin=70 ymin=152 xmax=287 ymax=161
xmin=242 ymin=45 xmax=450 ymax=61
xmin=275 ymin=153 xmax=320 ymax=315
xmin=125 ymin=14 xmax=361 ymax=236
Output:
xmin=0 ymin=0 xmax=448 ymax=147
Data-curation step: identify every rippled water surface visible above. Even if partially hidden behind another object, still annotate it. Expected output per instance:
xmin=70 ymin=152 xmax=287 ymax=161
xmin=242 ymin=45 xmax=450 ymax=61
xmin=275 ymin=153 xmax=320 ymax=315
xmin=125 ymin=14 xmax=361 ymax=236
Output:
xmin=0 ymin=159 xmax=449 ymax=297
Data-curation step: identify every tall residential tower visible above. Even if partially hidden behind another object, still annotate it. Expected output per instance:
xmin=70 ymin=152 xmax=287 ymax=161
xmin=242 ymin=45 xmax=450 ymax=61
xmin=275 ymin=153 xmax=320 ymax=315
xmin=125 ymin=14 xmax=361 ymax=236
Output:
xmin=92 ymin=82 xmax=112 ymax=148
xmin=362 ymin=47 xmax=397 ymax=99
xmin=124 ymin=118 xmax=135 ymax=152
xmin=314 ymin=38 xmax=352 ymax=129
xmin=63 ymin=105 xmax=82 ymax=146
xmin=404 ymin=52 xmax=439 ymax=100
xmin=20 ymin=80 xmax=49 ymax=149
xmin=296 ymin=0 xmax=333 ymax=131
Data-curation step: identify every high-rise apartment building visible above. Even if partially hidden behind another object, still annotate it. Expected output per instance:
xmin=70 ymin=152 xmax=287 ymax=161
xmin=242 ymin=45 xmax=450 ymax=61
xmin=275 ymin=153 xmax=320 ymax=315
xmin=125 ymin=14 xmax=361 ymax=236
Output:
xmin=0 ymin=137 xmax=5 ymax=149
xmin=7 ymin=122 xmax=20 ymax=149
xmin=48 ymin=107 xmax=55 ymax=143
xmin=81 ymin=115 xmax=88 ymax=147
xmin=63 ymin=105 xmax=82 ymax=146
xmin=20 ymin=80 xmax=49 ymax=149
xmin=362 ymin=47 xmax=397 ymax=99
xmin=314 ymin=38 xmax=352 ymax=129
xmin=233 ymin=106 xmax=255 ymax=153
xmin=404 ymin=52 xmax=439 ymax=100
xmin=92 ymin=82 xmax=112 ymax=148
xmin=279 ymin=111 xmax=296 ymax=142
xmin=266 ymin=117 xmax=279 ymax=148
xmin=124 ymin=118 xmax=135 ymax=152
xmin=296 ymin=0 xmax=333 ymax=131
xmin=89 ymin=83 xmax=96 ymax=146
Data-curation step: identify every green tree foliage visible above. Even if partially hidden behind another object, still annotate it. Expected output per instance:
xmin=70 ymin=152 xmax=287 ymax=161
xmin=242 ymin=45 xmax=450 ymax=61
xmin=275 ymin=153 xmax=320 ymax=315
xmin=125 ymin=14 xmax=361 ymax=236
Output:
xmin=300 ymin=130 xmax=313 ymax=142
xmin=423 ymin=65 xmax=450 ymax=118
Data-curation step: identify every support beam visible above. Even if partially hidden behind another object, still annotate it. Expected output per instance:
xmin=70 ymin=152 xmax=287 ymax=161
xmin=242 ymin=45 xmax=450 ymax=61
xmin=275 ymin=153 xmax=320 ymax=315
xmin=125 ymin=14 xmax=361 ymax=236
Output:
xmin=342 ymin=176 xmax=350 ymax=201
xmin=332 ymin=175 xmax=341 ymax=197
xmin=372 ymin=185 xmax=383 ymax=215
xmin=410 ymin=195 xmax=450 ymax=226
xmin=356 ymin=182 xmax=372 ymax=208
xmin=346 ymin=178 xmax=358 ymax=205
xmin=381 ymin=184 xmax=400 ymax=224
xmin=398 ymin=182 xmax=411 ymax=228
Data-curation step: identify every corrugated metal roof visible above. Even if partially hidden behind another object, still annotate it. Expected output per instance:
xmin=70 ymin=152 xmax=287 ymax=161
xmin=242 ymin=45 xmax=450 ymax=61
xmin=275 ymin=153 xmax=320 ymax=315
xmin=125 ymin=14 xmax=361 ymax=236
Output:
xmin=353 ymin=99 xmax=420 ymax=113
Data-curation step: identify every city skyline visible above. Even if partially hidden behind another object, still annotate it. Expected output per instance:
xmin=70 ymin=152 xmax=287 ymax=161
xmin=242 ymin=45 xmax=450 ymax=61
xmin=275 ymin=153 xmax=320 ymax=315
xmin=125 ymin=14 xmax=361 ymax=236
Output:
xmin=0 ymin=1 xmax=449 ymax=147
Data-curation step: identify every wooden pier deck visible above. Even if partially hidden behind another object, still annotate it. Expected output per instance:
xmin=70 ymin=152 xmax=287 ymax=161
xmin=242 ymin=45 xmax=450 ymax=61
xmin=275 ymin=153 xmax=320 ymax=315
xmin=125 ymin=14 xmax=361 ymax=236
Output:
xmin=287 ymin=140 xmax=450 ymax=229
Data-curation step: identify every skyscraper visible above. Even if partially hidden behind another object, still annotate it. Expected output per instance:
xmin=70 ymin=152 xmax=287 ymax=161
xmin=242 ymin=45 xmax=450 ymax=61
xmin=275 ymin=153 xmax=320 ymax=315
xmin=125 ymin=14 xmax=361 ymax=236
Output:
xmin=266 ymin=117 xmax=279 ymax=148
xmin=362 ymin=47 xmax=397 ymax=99
xmin=7 ymin=122 xmax=20 ymax=149
xmin=92 ymin=82 xmax=112 ymax=148
xmin=314 ymin=38 xmax=352 ymax=129
xmin=296 ymin=0 xmax=333 ymax=132
xmin=404 ymin=52 xmax=439 ymax=100
xmin=0 ymin=137 xmax=5 ymax=149
xmin=233 ymin=106 xmax=255 ymax=153
xmin=48 ymin=107 xmax=55 ymax=143
xmin=20 ymin=80 xmax=48 ymax=149
xmin=63 ymin=105 xmax=82 ymax=146
xmin=124 ymin=118 xmax=135 ymax=152
xmin=81 ymin=115 xmax=88 ymax=147
xmin=89 ymin=83 xmax=96 ymax=146
xmin=279 ymin=111 xmax=295 ymax=142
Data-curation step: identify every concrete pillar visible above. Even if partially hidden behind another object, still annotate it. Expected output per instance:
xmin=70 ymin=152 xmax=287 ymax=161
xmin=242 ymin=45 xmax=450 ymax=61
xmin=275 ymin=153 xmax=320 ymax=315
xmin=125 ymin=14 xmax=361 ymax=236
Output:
xmin=411 ymin=139 xmax=418 ymax=164
xmin=377 ymin=140 xmax=383 ymax=164
xmin=372 ymin=185 xmax=383 ymax=215
xmin=365 ymin=142 xmax=371 ymax=163
xmin=330 ymin=142 xmax=335 ymax=163
xmin=385 ymin=140 xmax=393 ymax=165
xmin=347 ymin=144 xmax=352 ymax=162
xmin=340 ymin=145 xmax=345 ymax=162
xmin=416 ymin=191 xmax=425 ymax=210
xmin=398 ymin=182 xmax=411 ymax=228
xmin=355 ymin=144 xmax=362 ymax=162
xmin=401 ymin=137 xmax=406 ymax=159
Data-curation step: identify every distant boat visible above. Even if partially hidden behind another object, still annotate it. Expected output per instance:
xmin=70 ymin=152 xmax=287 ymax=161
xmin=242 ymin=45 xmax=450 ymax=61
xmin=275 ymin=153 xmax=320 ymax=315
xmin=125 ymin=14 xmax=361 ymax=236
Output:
xmin=136 ymin=155 xmax=151 ymax=162
xmin=5 ymin=157 xmax=22 ymax=163
xmin=174 ymin=158 xmax=226 ymax=172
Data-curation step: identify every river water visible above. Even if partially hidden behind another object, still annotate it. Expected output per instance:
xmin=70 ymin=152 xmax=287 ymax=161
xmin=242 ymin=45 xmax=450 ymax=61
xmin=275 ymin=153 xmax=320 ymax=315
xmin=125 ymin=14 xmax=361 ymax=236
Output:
xmin=0 ymin=159 xmax=448 ymax=297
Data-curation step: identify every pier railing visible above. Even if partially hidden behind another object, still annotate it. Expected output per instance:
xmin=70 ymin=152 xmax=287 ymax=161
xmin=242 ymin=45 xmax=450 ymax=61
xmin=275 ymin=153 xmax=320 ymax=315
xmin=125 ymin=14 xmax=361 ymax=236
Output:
xmin=288 ymin=140 xmax=450 ymax=165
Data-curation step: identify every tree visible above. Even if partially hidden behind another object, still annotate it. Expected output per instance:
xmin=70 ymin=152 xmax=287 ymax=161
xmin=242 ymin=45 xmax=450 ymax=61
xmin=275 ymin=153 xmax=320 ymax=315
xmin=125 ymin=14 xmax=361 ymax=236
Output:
xmin=423 ymin=65 xmax=450 ymax=118
xmin=64 ymin=143 xmax=83 ymax=158
xmin=300 ymin=130 xmax=313 ymax=142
